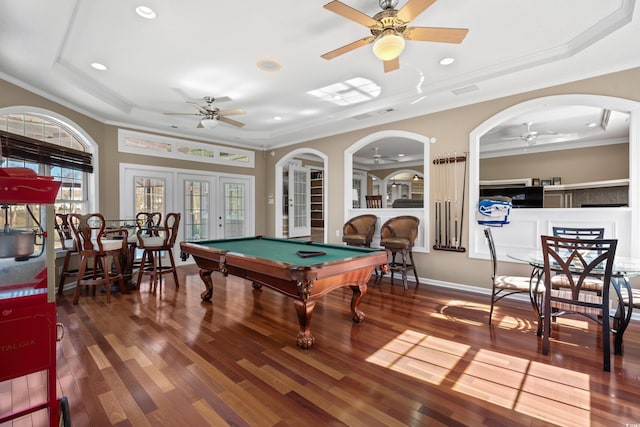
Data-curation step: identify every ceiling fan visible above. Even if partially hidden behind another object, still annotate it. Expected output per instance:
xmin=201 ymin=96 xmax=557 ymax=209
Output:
xmin=321 ymin=0 xmax=469 ymax=73
xmin=502 ymin=122 xmax=567 ymax=145
xmin=164 ymin=96 xmax=245 ymax=128
xmin=371 ymin=146 xmax=398 ymax=164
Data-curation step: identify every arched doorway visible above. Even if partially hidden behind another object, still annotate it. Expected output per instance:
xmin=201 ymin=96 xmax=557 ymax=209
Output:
xmin=275 ymin=148 xmax=328 ymax=242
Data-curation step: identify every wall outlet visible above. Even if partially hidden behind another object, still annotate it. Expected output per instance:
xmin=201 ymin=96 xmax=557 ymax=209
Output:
xmin=336 ymin=229 xmax=339 ymax=237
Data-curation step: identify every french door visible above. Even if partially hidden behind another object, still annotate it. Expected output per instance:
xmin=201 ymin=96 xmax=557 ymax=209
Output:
xmin=288 ymin=165 xmax=310 ymax=238
xmin=121 ymin=164 xmax=254 ymax=259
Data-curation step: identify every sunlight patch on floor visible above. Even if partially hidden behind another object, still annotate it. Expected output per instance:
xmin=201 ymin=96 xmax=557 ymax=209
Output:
xmin=368 ymin=330 xmax=591 ymax=427
xmin=366 ymin=330 xmax=470 ymax=385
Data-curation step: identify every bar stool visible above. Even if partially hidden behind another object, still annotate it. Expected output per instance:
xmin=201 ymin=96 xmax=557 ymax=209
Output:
xmin=69 ymin=213 xmax=128 ymax=304
xmin=55 ymin=213 xmax=79 ymax=295
xmin=377 ymin=215 xmax=420 ymax=289
xmin=136 ymin=212 xmax=181 ymax=292
xmin=342 ymin=214 xmax=377 ymax=247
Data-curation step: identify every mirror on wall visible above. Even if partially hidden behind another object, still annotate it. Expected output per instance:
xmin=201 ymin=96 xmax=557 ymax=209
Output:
xmin=479 ymin=105 xmax=630 ymax=208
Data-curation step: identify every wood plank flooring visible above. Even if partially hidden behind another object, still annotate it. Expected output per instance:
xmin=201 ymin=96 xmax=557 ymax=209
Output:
xmin=4 ymin=264 xmax=640 ymax=426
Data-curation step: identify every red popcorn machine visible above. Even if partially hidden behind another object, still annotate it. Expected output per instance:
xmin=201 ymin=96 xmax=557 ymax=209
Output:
xmin=0 ymin=167 xmax=70 ymax=426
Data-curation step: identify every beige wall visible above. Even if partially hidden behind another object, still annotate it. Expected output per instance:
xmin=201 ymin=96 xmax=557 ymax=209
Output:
xmin=0 ymin=79 xmax=267 ymax=233
xmin=480 ymin=143 xmax=629 ymax=184
xmin=4 ymin=67 xmax=640 ymax=291
xmin=263 ymin=67 xmax=640 ymax=289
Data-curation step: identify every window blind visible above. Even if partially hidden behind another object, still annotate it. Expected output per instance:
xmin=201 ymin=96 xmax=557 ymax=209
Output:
xmin=0 ymin=130 xmax=93 ymax=173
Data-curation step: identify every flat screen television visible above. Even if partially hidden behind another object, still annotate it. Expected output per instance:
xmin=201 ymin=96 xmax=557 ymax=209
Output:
xmin=479 ymin=186 xmax=544 ymax=208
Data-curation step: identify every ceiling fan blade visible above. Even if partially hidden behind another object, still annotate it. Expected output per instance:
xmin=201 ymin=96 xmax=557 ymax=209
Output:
xmin=321 ymin=36 xmax=375 ymax=60
xmin=186 ymin=101 xmax=209 ymax=114
xmin=218 ymin=108 xmax=245 ymax=116
xmin=323 ymin=1 xmax=379 ymax=27
xmin=218 ymin=116 xmax=245 ymax=128
xmin=164 ymin=112 xmax=199 ymax=116
xmin=211 ymin=96 xmax=231 ymax=103
xmin=396 ymin=0 xmax=437 ymax=23
xmin=383 ymin=57 xmax=400 ymax=73
xmin=404 ymin=27 xmax=469 ymax=44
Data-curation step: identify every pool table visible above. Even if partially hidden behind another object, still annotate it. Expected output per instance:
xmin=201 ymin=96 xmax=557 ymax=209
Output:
xmin=180 ymin=236 xmax=388 ymax=348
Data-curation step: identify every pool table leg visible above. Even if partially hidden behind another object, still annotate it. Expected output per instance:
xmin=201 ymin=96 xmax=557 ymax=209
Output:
xmin=350 ymin=284 xmax=367 ymax=323
xmin=198 ymin=269 xmax=214 ymax=301
xmin=293 ymin=300 xmax=316 ymax=349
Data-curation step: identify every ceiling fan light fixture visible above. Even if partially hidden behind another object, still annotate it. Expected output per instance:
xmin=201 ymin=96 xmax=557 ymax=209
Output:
xmin=200 ymin=118 xmax=218 ymax=129
xmin=372 ymin=33 xmax=405 ymax=61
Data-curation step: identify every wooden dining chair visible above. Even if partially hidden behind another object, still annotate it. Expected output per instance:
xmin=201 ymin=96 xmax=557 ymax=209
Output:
xmin=365 ymin=195 xmax=383 ymax=208
xmin=68 ymin=213 xmax=129 ymax=304
xmin=540 ymin=235 xmax=618 ymax=371
xmin=484 ymin=227 xmax=542 ymax=325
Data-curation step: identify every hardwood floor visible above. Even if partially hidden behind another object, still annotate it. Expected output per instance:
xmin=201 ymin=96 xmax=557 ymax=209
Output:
xmin=4 ymin=265 xmax=640 ymax=426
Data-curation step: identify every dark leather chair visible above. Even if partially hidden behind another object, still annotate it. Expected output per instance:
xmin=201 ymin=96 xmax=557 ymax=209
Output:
xmin=377 ymin=215 xmax=420 ymax=289
xmin=342 ymin=214 xmax=377 ymax=247
xmin=484 ymin=227 xmax=542 ymax=325
xmin=69 ymin=213 xmax=128 ymax=304
xmin=136 ymin=212 xmax=181 ymax=292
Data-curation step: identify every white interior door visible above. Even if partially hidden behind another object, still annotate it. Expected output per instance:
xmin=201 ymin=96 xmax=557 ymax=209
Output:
xmin=288 ymin=166 xmax=310 ymax=238
xmin=218 ymin=176 xmax=254 ymax=238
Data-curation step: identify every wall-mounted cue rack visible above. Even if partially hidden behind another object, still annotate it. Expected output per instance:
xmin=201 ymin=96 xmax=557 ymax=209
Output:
xmin=433 ymin=152 xmax=467 ymax=252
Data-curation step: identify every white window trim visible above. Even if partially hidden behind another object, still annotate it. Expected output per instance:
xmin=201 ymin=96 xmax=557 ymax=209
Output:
xmin=118 ymin=129 xmax=255 ymax=168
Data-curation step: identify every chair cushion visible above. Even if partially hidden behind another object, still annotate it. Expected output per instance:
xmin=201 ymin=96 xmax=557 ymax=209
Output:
xmin=92 ymin=239 xmax=124 ymax=252
xmin=549 ymin=289 xmax=603 ymax=316
xmin=139 ymin=235 xmax=165 ymax=248
xmin=622 ymin=288 xmax=640 ymax=308
xmin=380 ymin=237 xmax=411 ymax=250
xmin=550 ymin=274 xmax=603 ymax=292
xmin=343 ymin=234 xmax=368 ymax=246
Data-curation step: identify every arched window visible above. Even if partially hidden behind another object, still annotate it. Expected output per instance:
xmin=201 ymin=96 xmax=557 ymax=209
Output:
xmin=0 ymin=110 xmax=98 ymax=250
xmin=0 ymin=112 xmax=96 ymax=215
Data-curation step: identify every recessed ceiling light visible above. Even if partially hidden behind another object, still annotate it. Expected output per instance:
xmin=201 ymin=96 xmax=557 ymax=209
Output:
xmin=257 ymin=59 xmax=281 ymax=72
xmin=440 ymin=57 xmax=455 ymax=65
xmin=273 ymin=116 xmax=282 ymax=121
xmin=136 ymin=6 xmax=157 ymax=19
xmin=587 ymin=122 xmax=598 ymax=127
xmin=397 ymin=153 xmax=405 ymax=157
xmin=90 ymin=62 xmax=108 ymax=71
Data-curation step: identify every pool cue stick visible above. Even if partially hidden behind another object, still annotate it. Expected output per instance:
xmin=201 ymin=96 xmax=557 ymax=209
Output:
xmin=444 ymin=156 xmax=449 ymax=247
xmin=458 ymin=153 xmax=467 ymax=249
xmin=453 ymin=152 xmax=458 ymax=247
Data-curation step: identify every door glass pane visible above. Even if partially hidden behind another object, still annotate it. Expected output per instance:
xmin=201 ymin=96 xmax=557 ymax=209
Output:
xmin=135 ymin=177 xmax=165 ymax=215
xmin=224 ymin=182 xmax=245 ymax=238
xmin=184 ymin=180 xmax=209 ymax=240
xmin=292 ymin=169 xmax=308 ymax=227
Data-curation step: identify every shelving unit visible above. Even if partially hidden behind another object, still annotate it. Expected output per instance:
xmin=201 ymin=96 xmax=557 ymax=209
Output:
xmin=310 ymin=169 xmax=323 ymax=228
